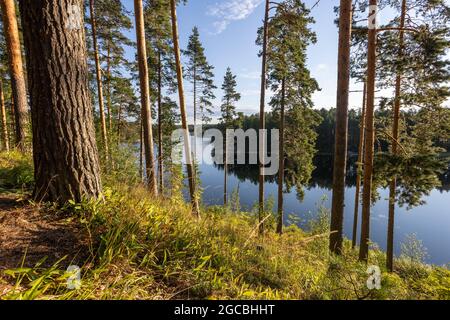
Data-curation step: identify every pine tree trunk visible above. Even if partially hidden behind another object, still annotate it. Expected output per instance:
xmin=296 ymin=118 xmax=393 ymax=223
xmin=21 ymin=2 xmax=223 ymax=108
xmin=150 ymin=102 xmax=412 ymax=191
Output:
xmin=1 ymin=0 xmax=28 ymax=151
xmin=9 ymin=93 xmax=15 ymax=142
xmin=359 ymin=0 xmax=378 ymax=262
xmin=106 ymin=39 xmax=113 ymax=132
xmin=139 ymin=118 xmax=144 ymax=181
xmin=387 ymin=0 xmax=407 ymax=272
xmin=224 ymin=128 xmax=227 ymax=206
xmin=352 ymin=81 xmax=367 ymax=248
xmin=157 ymin=50 xmax=163 ymax=193
xmin=117 ymin=103 xmax=122 ymax=142
xmin=170 ymin=0 xmax=200 ymax=217
xmin=134 ymin=0 xmax=158 ymax=196
xmin=258 ymin=0 xmax=270 ymax=235
xmin=193 ymin=65 xmax=197 ymax=159
xmin=19 ymin=0 xmax=102 ymax=203
xmin=276 ymin=78 xmax=286 ymax=235
xmin=0 ymin=78 xmax=10 ymax=151
xmin=89 ymin=0 xmax=109 ymax=159
xmin=329 ymin=0 xmax=352 ymax=254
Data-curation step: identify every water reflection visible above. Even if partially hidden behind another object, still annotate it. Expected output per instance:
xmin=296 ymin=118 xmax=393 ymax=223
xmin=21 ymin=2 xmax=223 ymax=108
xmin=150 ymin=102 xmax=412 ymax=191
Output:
xmin=196 ymin=138 xmax=450 ymax=265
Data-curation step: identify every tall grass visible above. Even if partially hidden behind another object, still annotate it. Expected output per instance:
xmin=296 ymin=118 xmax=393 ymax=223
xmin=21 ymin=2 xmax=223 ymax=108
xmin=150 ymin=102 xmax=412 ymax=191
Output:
xmin=1 ymin=151 xmax=450 ymax=300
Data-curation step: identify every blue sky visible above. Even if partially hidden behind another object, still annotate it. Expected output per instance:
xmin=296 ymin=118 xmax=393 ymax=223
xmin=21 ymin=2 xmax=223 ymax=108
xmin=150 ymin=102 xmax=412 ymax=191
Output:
xmin=122 ymin=0 xmax=448 ymax=122
xmin=175 ymin=0 xmax=346 ymax=115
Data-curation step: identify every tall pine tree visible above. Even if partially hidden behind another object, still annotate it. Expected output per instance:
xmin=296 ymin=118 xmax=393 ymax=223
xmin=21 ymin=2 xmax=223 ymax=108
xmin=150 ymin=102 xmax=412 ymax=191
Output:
xmin=183 ymin=27 xmax=216 ymax=127
xmin=220 ymin=67 xmax=240 ymax=206
xmin=259 ymin=0 xmax=320 ymax=234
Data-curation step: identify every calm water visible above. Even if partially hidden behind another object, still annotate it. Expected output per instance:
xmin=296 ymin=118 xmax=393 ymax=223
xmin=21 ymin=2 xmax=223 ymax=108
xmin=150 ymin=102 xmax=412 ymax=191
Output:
xmin=190 ymin=138 xmax=450 ymax=265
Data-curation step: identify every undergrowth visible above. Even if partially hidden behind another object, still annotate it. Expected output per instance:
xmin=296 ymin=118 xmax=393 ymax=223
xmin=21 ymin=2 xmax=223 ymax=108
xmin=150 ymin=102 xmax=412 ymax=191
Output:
xmin=1 ymin=151 xmax=450 ymax=300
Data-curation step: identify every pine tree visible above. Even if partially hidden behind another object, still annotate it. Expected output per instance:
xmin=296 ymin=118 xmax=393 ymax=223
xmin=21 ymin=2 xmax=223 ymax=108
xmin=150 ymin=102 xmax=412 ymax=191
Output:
xmin=88 ymin=0 xmax=109 ymax=159
xmin=0 ymin=0 xmax=28 ymax=151
xmin=350 ymin=0 xmax=450 ymax=264
xmin=220 ymin=67 xmax=240 ymax=206
xmin=90 ymin=0 xmax=134 ymax=131
xmin=257 ymin=0 xmax=270 ymax=235
xmin=144 ymin=0 xmax=178 ymax=192
xmin=19 ymin=0 xmax=102 ymax=203
xmin=183 ymin=27 xmax=216 ymax=127
xmin=261 ymin=0 xmax=320 ymax=234
xmin=0 ymin=20 xmax=10 ymax=151
xmin=134 ymin=0 xmax=158 ymax=195
xmin=0 ymin=77 xmax=9 ymax=151
xmin=329 ymin=0 xmax=352 ymax=253
xmin=170 ymin=0 xmax=200 ymax=216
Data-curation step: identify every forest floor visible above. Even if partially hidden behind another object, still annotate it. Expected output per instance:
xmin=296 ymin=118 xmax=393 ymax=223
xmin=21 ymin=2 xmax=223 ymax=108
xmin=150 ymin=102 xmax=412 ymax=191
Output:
xmin=1 ymin=151 xmax=450 ymax=300
xmin=0 ymin=193 xmax=90 ymax=271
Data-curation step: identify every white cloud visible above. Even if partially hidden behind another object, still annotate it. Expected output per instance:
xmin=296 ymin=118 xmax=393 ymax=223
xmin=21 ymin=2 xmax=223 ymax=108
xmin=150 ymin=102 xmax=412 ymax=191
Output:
xmin=207 ymin=0 xmax=264 ymax=34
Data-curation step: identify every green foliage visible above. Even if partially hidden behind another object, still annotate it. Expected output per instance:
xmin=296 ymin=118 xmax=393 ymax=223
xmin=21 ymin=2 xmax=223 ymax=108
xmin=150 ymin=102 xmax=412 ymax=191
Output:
xmin=373 ymin=153 xmax=445 ymax=208
xmin=220 ymin=67 xmax=240 ymax=128
xmin=0 ymin=151 xmax=33 ymax=190
xmin=257 ymin=0 xmax=321 ymax=198
xmin=1 ymin=183 xmax=450 ymax=300
xmin=183 ymin=27 xmax=216 ymax=124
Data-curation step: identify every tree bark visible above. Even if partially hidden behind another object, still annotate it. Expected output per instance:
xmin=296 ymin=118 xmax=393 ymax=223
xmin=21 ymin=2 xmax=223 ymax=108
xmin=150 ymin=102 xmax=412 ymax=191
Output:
xmin=224 ymin=126 xmax=228 ymax=206
xmin=139 ymin=117 xmax=144 ymax=181
xmin=0 ymin=78 xmax=10 ymax=151
xmin=193 ymin=64 xmax=197 ymax=159
xmin=387 ymin=0 xmax=407 ymax=272
xmin=276 ymin=78 xmax=286 ymax=235
xmin=134 ymin=0 xmax=158 ymax=196
xmin=157 ymin=50 xmax=163 ymax=193
xmin=89 ymin=0 xmax=109 ymax=159
xmin=1 ymin=0 xmax=29 ymax=151
xmin=329 ymin=0 xmax=352 ymax=254
xmin=258 ymin=0 xmax=270 ymax=235
xmin=19 ymin=0 xmax=102 ymax=203
xmin=359 ymin=0 xmax=378 ymax=262
xmin=9 ymin=93 xmax=15 ymax=142
xmin=106 ymin=39 xmax=113 ymax=132
xmin=170 ymin=0 xmax=200 ymax=217
xmin=352 ymin=81 xmax=367 ymax=248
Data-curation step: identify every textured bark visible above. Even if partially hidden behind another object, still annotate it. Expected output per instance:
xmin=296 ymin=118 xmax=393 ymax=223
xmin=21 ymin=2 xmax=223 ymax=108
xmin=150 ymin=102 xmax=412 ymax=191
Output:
xmin=170 ymin=0 xmax=200 ymax=217
xmin=19 ymin=0 xmax=102 ymax=203
xmin=352 ymin=81 xmax=367 ymax=248
xmin=224 ymin=129 xmax=228 ymax=206
xmin=0 ymin=78 xmax=10 ymax=151
xmin=134 ymin=0 xmax=158 ymax=195
xmin=9 ymin=94 xmax=15 ymax=141
xmin=329 ymin=0 xmax=352 ymax=254
xmin=359 ymin=0 xmax=378 ymax=262
xmin=157 ymin=50 xmax=163 ymax=192
xmin=193 ymin=65 xmax=197 ymax=158
xmin=258 ymin=0 xmax=270 ymax=235
xmin=139 ymin=118 xmax=144 ymax=181
xmin=387 ymin=0 xmax=407 ymax=272
xmin=1 ymin=0 xmax=29 ymax=151
xmin=106 ymin=40 xmax=112 ymax=131
xmin=276 ymin=78 xmax=286 ymax=235
xmin=89 ymin=0 xmax=109 ymax=158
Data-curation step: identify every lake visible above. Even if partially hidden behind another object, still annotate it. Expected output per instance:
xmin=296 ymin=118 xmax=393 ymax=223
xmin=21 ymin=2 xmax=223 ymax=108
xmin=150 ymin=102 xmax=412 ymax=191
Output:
xmin=189 ymin=137 xmax=450 ymax=266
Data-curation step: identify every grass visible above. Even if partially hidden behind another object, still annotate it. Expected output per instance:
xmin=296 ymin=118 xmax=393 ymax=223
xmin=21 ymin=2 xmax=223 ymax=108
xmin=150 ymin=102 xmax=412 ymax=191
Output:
xmin=1 ymin=151 xmax=450 ymax=300
xmin=0 ymin=151 xmax=33 ymax=194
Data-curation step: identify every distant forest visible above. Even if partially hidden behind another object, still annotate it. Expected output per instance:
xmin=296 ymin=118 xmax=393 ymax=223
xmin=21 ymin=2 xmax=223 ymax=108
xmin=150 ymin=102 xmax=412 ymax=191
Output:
xmin=199 ymin=108 xmax=450 ymax=155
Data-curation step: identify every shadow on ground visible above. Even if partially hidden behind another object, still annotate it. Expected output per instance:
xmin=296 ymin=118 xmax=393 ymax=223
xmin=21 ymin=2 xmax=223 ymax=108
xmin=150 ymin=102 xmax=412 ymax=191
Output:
xmin=0 ymin=195 xmax=91 ymax=271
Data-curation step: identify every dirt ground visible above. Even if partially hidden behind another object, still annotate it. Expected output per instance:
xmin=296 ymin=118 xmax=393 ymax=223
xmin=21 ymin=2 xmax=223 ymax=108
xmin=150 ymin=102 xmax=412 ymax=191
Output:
xmin=0 ymin=194 xmax=91 ymax=271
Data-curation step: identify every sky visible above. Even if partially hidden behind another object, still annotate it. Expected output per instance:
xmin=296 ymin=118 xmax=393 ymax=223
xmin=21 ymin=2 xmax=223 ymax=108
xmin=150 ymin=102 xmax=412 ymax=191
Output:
xmin=122 ymin=0 xmax=449 ymax=122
